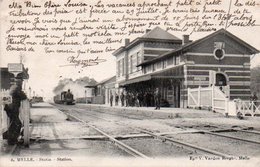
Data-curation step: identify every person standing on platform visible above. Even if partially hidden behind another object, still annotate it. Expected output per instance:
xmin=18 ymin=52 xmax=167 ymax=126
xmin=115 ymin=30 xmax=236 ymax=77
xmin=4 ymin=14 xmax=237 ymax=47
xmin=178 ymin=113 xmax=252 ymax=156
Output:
xmin=110 ymin=92 xmax=113 ymax=107
xmin=115 ymin=93 xmax=119 ymax=106
xmin=126 ymin=92 xmax=130 ymax=107
xmin=4 ymin=81 xmax=27 ymax=145
xmin=154 ymin=88 xmax=161 ymax=110
xmin=120 ymin=92 xmax=125 ymax=107
xmin=144 ymin=92 xmax=148 ymax=107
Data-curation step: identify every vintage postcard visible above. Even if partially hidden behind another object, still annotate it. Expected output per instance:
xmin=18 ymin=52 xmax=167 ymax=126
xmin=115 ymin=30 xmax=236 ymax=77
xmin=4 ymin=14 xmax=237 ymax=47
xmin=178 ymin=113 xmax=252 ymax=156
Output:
xmin=0 ymin=0 xmax=260 ymax=166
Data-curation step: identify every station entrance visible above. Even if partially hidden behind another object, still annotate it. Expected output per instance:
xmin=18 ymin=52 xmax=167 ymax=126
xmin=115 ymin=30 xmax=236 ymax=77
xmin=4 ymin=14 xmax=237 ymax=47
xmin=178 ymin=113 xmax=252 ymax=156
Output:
xmin=215 ymin=73 xmax=227 ymax=86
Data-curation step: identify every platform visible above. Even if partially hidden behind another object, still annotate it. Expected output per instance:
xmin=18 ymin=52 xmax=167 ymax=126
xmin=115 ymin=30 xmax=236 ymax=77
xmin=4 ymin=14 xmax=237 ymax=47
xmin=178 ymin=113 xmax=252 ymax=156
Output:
xmin=30 ymin=103 xmax=93 ymax=140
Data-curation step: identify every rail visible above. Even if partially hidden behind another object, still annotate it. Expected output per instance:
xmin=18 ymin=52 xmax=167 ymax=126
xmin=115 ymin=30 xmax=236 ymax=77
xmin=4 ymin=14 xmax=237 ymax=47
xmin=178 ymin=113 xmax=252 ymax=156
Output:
xmin=64 ymin=112 xmax=149 ymax=158
xmin=60 ymin=106 xmax=232 ymax=158
xmin=139 ymin=128 xmax=231 ymax=157
xmin=83 ymin=108 xmax=260 ymax=157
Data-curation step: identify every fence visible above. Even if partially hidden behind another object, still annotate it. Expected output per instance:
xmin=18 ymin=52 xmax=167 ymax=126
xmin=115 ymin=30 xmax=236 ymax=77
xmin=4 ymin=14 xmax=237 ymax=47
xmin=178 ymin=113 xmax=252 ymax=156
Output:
xmin=20 ymin=99 xmax=30 ymax=146
xmin=212 ymin=86 xmax=229 ymax=115
xmin=234 ymin=100 xmax=260 ymax=117
xmin=0 ymin=89 xmax=30 ymax=146
xmin=188 ymin=86 xmax=260 ymax=117
xmin=188 ymin=85 xmax=230 ymax=115
xmin=187 ymin=86 xmax=212 ymax=108
xmin=0 ymin=89 xmax=11 ymax=135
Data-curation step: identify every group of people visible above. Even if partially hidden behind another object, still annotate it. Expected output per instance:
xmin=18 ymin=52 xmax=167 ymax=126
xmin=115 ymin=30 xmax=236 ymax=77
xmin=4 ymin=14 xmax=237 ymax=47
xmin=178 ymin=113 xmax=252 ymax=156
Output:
xmin=110 ymin=88 xmax=161 ymax=110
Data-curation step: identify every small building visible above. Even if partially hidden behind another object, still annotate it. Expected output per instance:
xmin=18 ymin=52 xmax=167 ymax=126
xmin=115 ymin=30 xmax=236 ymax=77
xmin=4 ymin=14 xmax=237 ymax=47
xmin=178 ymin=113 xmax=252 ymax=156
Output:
xmin=86 ymin=76 xmax=116 ymax=105
xmin=113 ymin=27 xmax=259 ymax=108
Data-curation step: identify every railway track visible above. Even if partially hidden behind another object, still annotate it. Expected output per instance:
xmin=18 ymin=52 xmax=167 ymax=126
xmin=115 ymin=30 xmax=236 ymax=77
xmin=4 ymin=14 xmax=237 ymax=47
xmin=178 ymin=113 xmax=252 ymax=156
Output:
xmin=61 ymin=105 xmax=260 ymax=145
xmin=63 ymin=112 xmax=149 ymax=158
xmin=193 ymin=130 xmax=260 ymax=145
xmin=58 ymin=106 xmax=234 ymax=158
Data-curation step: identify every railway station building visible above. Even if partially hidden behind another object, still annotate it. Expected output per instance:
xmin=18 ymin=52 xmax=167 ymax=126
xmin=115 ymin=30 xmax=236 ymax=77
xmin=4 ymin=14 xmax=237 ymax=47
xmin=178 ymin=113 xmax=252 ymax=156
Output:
xmin=86 ymin=76 xmax=116 ymax=105
xmin=113 ymin=27 xmax=259 ymax=108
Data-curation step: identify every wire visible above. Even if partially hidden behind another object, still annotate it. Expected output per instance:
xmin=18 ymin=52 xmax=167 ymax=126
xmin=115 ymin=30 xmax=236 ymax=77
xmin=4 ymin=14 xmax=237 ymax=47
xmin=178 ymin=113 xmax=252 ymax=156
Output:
xmin=225 ymin=0 xmax=233 ymax=31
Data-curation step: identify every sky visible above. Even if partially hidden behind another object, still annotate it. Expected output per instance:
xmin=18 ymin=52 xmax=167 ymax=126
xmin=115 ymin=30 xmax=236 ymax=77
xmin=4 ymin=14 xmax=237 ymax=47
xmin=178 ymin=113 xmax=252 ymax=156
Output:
xmin=1 ymin=0 xmax=260 ymax=100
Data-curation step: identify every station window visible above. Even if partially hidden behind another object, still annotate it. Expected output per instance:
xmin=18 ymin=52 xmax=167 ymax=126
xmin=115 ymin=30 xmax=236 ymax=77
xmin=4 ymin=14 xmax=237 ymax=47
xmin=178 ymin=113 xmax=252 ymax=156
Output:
xmin=117 ymin=60 xmax=120 ymax=77
xmin=136 ymin=52 xmax=141 ymax=71
xmin=147 ymin=65 xmax=152 ymax=73
xmin=156 ymin=62 xmax=162 ymax=69
xmin=121 ymin=58 xmax=125 ymax=76
xmin=130 ymin=55 xmax=133 ymax=73
xmin=176 ymin=56 xmax=180 ymax=65
xmin=152 ymin=64 xmax=155 ymax=71
xmin=167 ymin=57 xmax=173 ymax=66
xmin=214 ymin=48 xmax=225 ymax=60
xmin=163 ymin=60 xmax=167 ymax=69
xmin=143 ymin=67 xmax=146 ymax=74
xmin=97 ymin=86 xmax=101 ymax=95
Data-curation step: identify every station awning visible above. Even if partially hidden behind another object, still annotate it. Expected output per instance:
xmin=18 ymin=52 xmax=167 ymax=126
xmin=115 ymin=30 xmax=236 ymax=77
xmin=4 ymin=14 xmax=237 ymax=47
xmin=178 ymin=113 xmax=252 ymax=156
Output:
xmin=120 ymin=75 xmax=151 ymax=86
xmin=119 ymin=65 xmax=184 ymax=86
xmin=85 ymin=85 xmax=96 ymax=88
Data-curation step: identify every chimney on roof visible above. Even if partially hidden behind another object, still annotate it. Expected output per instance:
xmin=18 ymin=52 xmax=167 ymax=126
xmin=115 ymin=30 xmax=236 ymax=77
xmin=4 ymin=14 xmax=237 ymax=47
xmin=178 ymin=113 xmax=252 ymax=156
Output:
xmin=125 ymin=38 xmax=130 ymax=46
xmin=182 ymin=35 xmax=189 ymax=45
xmin=146 ymin=29 xmax=151 ymax=33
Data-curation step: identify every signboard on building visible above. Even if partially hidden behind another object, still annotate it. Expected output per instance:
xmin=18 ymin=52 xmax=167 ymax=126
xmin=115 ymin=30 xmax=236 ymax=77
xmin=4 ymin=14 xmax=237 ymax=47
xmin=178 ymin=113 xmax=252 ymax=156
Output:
xmin=8 ymin=63 xmax=23 ymax=77
xmin=8 ymin=63 xmax=23 ymax=72
xmin=194 ymin=76 xmax=207 ymax=81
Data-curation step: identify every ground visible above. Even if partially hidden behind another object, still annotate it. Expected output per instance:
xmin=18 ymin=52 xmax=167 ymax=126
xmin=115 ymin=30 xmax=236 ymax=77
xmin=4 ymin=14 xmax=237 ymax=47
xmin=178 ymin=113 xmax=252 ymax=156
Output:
xmin=1 ymin=102 xmax=260 ymax=167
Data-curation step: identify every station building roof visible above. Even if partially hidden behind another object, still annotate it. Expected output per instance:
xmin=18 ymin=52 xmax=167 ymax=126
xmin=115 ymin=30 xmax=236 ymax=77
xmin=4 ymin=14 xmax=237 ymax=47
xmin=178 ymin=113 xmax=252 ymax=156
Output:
xmin=138 ymin=28 xmax=259 ymax=67
xmin=85 ymin=75 xmax=116 ymax=88
xmin=113 ymin=27 xmax=182 ymax=56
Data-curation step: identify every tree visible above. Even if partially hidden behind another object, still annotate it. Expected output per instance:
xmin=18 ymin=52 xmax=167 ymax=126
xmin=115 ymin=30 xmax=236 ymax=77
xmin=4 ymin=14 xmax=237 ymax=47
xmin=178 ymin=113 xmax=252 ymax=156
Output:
xmin=251 ymin=66 xmax=260 ymax=98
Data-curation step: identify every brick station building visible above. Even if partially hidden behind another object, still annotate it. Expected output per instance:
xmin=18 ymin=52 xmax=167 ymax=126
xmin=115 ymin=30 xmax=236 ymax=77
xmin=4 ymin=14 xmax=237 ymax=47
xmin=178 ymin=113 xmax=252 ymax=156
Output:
xmin=113 ymin=27 xmax=259 ymax=108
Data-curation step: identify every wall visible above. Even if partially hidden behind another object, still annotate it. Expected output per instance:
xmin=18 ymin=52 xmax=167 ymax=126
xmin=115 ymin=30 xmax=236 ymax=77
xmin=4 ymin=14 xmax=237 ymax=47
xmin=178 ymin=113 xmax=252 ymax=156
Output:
xmin=0 ymin=68 xmax=14 ymax=90
xmin=184 ymin=33 xmax=252 ymax=101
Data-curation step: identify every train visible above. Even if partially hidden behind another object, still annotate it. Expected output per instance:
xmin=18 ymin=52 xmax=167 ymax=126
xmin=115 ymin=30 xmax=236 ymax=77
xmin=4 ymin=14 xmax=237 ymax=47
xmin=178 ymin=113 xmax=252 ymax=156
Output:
xmin=54 ymin=89 xmax=75 ymax=105
xmin=30 ymin=96 xmax=44 ymax=103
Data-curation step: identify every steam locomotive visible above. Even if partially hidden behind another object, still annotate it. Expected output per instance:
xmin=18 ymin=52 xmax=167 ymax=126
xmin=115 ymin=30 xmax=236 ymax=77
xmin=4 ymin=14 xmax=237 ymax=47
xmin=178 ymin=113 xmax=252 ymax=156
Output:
xmin=54 ymin=89 xmax=75 ymax=105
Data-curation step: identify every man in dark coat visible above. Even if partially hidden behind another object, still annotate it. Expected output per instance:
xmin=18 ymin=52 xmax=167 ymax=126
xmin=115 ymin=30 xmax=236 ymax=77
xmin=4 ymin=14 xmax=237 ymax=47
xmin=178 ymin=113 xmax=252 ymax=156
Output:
xmin=250 ymin=92 xmax=258 ymax=112
xmin=154 ymin=88 xmax=161 ymax=110
xmin=115 ymin=93 xmax=119 ymax=106
xmin=4 ymin=83 xmax=27 ymax=145
xmin=110 ymin=92 xmax=113 ymax=107
xmin=125 ymin=92 xmax=130 ymax=107
xmin=120 ymin=92 xmax=125 ymax=107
